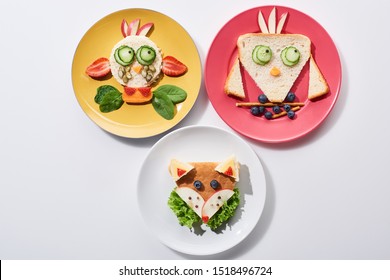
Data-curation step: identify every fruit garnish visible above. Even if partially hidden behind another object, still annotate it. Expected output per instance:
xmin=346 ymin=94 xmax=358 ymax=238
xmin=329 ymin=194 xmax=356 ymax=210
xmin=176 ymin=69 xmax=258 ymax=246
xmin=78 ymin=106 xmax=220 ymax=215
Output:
xmin=224 ymin=166 xmax=233 ymax=176
xmin=177 ymin=168 xmax=186 ymax=177
xmin=85 ymin=57 xmax=110 ymax=78
xmin=193 ymin=180 xmax=202 ymax=190
xmin=162 ymin=56 xmax=188 ymax=77
xmin=138 ymin=87 xmax=152 ymax=97
xmin=210 ymin=180 xmax=220 ymax=189
xmin=124 ymin=87 xmax=137 ymax=96
xmin=169 ymin=159 xmax=194 ymax=181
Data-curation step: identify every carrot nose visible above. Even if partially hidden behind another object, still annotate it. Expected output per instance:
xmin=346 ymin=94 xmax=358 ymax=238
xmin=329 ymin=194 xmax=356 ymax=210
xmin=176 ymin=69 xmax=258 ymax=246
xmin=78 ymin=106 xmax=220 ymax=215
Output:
xmin=270 ymin=66 xmax=281 ymax=77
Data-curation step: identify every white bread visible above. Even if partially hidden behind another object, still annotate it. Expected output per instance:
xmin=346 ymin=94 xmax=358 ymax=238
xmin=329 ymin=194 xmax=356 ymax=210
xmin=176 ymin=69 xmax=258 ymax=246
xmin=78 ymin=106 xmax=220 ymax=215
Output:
xmin=308 ymin=55 xmax=329 ymax=100
xmin=224 ymin=58 xmax=245 ymax=99
xmin=237 ymin=33 xmax=311 ymax=102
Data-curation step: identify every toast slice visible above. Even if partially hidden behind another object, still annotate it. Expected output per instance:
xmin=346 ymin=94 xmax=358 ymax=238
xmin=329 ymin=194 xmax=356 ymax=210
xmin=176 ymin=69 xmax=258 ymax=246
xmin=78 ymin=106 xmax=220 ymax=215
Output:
xmin=308 ymin=55 xmax=329 ymax=100
xmin=224 ymin=58 xmax=245 ymax=99
xmin=237 ymin=33 xmax=311 ymax=102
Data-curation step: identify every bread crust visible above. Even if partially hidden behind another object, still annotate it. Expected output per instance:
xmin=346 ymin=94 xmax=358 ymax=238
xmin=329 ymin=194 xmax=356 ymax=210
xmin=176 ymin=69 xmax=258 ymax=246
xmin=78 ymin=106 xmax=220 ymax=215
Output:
xmin=224 ymin=58 xmax=245 ymax=99
xmin=308 ymin=55 xmax=329 ymax=100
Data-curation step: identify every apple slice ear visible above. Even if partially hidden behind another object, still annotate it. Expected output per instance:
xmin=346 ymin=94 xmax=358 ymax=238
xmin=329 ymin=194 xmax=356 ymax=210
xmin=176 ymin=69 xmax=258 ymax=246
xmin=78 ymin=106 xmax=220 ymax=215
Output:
xmin=214 ymin=155 xmax=240 ymax=181
xmin=169 ymin=159 xmax=194 ymax=181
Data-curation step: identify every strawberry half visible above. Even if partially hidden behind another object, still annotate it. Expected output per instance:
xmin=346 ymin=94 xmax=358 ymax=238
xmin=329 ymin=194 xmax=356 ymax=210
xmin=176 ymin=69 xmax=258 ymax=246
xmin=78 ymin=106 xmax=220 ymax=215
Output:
xmin=138 ymin=87 xmax=152 ymax=97
xmin=124 ymin=87 xmax=137 ymax=96
xmin=162 ymin=56 xmax=187 ymax=77
xmin=85 ymin=57 xmax=110 ymax=78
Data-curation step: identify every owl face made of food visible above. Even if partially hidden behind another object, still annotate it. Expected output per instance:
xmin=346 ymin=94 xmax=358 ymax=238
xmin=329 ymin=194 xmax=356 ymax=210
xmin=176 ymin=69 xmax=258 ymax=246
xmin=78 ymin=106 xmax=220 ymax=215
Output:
xmin=109 ymin=35 xmax=163 ymax=88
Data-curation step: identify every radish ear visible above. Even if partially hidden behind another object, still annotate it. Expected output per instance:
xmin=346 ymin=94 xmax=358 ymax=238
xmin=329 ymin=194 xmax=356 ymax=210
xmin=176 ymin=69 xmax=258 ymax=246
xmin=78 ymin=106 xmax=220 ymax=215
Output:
xmin=121 ymin=19 xmax=130 ymax=37
xmin=137 ymin=23 xmax=154 ymax=36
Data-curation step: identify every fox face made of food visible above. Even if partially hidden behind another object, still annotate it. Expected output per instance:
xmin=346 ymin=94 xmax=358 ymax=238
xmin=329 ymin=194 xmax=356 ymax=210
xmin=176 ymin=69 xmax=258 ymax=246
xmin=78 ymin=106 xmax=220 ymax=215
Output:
xmin=169 ymin=155 xmax=239 ymax=224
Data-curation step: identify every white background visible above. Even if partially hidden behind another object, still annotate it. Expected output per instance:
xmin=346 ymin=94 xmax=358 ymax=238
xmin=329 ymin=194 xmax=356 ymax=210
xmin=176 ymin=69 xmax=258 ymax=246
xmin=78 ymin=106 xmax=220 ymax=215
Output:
xmin=1 ymin=0 xmax=389 ymax=260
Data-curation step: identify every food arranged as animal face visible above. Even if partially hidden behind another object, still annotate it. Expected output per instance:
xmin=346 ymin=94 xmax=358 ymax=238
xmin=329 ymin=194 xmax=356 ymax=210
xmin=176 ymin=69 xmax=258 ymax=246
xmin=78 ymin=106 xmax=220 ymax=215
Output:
xmin=110 ymin=36 xmax=163 ymax=89
xmin=225 ymin=7 xmax=329 ymax=119
xmin=169 ymin=155 xmax=239 ymax=223
xmin=85 ymin=18 xmax=188 ymax=115
xmin=238 ymin=33 xmax=311 ymax=103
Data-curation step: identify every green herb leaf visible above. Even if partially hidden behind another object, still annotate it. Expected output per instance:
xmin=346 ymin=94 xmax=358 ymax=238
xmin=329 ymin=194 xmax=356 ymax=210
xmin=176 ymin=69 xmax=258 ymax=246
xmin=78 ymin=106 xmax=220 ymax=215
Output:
xmin=153 ymin=84 xmax=187 ymax=104
xmin=95 ymin=85 xmax=119 ymax=104
xmin=99 ymin=91 xmax=124 ymax=113
xmin=152 ymin=91 xmax=175 ymax=120
xmin=168 ymin=189 xmax=201 ymax=228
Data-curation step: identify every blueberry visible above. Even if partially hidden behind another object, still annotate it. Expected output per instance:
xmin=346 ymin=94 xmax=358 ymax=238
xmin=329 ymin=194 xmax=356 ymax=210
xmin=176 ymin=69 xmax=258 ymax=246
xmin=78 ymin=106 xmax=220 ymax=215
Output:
xmin=250 ymin=106 xmax=260 ymax=116
xmin=264 ymin=111 xmax=273 ymax=120
xmin=272 ymin=105 xmax=281 ymax=114
xmin=287 ymin=110 xmax=295 ymax=119
xmin=258 ymin=106 xmax=265 ymax=114
xmin=210 ymin=180 xmax=220 ymax=189
xmin=284 ymin=104 xmax=291 ymax=112
xmin=258 ymin=94 xmax=268 ymax=104
xmin=286 ymin=92 xmax=296 ymax=102
xmin=193 ymin=180 xmax=202 ymax=189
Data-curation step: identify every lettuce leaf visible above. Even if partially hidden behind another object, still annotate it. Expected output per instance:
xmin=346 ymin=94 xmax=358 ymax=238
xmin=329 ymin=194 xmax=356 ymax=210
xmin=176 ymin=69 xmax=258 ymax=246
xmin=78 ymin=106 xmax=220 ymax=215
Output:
xmin=207 ymin=188 xmax=240 ymax=230
xmin=168 ymin=188 xmax=240 ymax=230
xmin=168 ymin=190 xmax=201 ymax=228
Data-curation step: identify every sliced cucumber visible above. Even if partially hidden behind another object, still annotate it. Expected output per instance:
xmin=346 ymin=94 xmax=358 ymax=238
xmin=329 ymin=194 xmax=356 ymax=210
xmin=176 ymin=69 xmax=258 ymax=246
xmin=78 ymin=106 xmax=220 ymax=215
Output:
xmin=114 ymin=46 xmax=135 ymax=66
xmin=281 ymin=46 xmax=300 ymax=66
xmin=252 ymin=45 xmax=262 ymax=65
xmin=252 ymin=45 xmax=272 ymax=65
xmin=136 ymin=45 xmax=156 ymax=66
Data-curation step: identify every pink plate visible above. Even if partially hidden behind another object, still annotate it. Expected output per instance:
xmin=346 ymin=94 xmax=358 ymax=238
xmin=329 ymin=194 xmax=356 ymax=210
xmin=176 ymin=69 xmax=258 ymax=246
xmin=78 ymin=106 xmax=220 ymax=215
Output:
xmin=205 ymin=6 xmax=342 ymax=143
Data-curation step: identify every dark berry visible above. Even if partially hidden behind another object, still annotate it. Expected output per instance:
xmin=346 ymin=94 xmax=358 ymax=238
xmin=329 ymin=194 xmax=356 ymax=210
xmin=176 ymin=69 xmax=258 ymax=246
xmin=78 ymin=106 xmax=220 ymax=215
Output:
xmin=287 ymin=110 xmax=295 ymax=119
xmin=264 ymin=111 xmax=273 ymax=120
xmin=258 ymin=94 xmax=268 ymax=104
xmin=272 ymin=105 xmax=281 ymax=114
xmin=284 ymin=104 xmax=291 ymax=112
xmin=258 ymin=106 xmax=265 ymax=114
xmin=210 ymin=180 xmax=220 ymax=189
xmin=250 ymin=106 xmax=260 ymax=116
xmin=193 ymin=180 xmax=202 ymax=189
xmin=286 ymin=92 xmax=296 ymax=102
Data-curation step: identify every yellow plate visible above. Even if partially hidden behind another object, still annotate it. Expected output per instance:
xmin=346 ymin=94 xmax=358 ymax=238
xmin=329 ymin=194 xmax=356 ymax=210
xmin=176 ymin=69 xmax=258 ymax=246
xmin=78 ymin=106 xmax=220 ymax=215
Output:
xmin=72 ymin=9 xmax=201 ymax=138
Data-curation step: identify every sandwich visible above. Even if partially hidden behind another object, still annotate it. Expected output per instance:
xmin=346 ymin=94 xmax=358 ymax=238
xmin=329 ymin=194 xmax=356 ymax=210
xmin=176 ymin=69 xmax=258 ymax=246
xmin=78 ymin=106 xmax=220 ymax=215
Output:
xmin=168 ymin=155 xmax=240 ymax=230
xmin=225 ymin=7 xmax=329 ymax=102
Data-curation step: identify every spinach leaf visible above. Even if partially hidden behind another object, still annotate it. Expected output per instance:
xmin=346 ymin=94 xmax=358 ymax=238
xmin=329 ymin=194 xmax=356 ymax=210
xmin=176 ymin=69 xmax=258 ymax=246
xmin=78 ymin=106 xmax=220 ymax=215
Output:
xmin=95 ymin=85 xmax=119 ymax=104
xmin=152 ymin=91 xmax=175 ymax=120
xmin=153 ymin=85 xmax=187 ymax=104
xmin=99 ymin=91 xmax=124 ymax=113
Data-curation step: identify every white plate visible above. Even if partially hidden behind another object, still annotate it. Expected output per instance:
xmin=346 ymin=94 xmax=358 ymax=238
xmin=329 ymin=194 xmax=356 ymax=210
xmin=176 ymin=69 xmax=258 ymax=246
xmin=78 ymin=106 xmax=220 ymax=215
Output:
xmin=137 ymin=125 xmax=266 ymax=255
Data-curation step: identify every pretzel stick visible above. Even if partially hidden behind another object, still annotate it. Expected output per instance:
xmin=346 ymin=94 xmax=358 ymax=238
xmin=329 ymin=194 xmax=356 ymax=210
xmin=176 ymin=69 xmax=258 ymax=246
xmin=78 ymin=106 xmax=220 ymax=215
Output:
xmin=272 ymin=106 xmax=301 ymax=119
xmin=236 ymin=102 xmax=305 ymax=107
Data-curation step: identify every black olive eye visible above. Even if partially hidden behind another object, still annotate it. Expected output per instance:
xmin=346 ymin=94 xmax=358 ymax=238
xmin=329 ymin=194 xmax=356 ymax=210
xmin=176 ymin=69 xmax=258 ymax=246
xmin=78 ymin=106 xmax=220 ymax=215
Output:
xmin=193 ymin=180 xmax=202 ymax=189
xmin=210 ymin=180 xmax=220 ymax=189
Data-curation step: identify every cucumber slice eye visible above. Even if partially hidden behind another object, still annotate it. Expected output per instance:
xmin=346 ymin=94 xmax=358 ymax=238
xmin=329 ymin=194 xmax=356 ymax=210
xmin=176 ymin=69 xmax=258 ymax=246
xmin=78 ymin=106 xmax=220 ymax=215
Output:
xmin=281 ymin=46 xmax=300 ymax=66
xmin=114 ymin=46 xmax=135 ymax=66
xmin=252 ymin=45 xmax=272 ymax=65
xmin=136 ymin=45 xmax=156 ymax=66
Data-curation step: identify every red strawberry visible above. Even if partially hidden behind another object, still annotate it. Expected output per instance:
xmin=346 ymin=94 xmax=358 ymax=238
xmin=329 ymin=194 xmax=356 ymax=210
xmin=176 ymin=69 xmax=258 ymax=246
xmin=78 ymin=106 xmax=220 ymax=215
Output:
xmin=85 ymin=57 xmax=110 ymax=78
xmin=162 ymin=56 xmax=187 ymax=77
xmin=224 ymin=166 xmax=233 ymax=176
xmin=138 ymin=87 xmax=152 ymax=97
xmin=124 ymin=87 xmax=137 ymax=96
xmin=177 ymin=168 xmax=186 ymax=177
